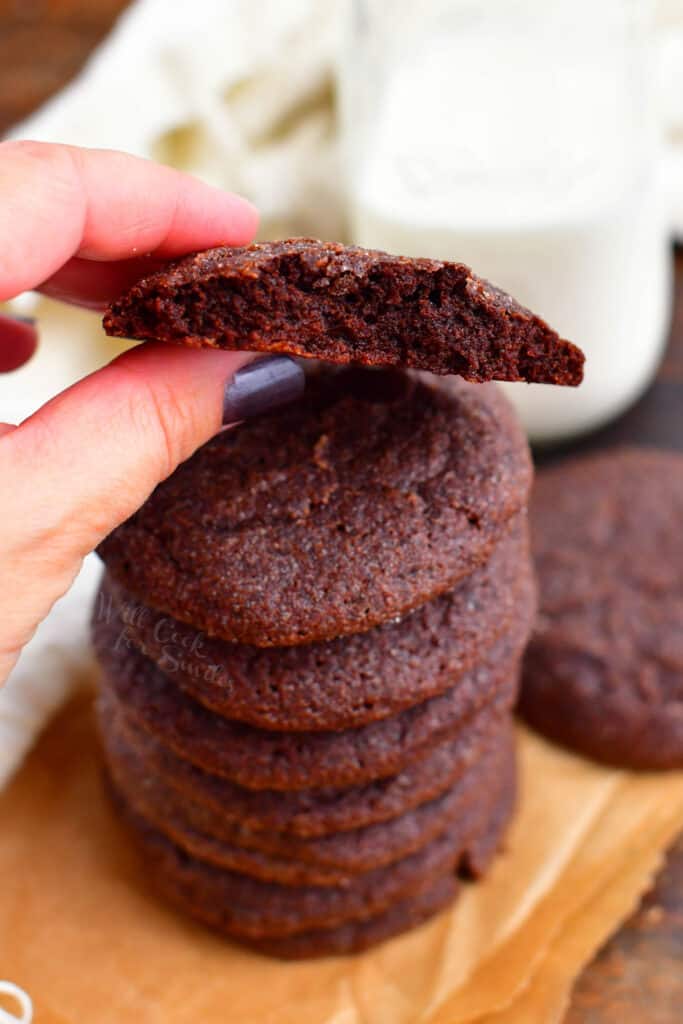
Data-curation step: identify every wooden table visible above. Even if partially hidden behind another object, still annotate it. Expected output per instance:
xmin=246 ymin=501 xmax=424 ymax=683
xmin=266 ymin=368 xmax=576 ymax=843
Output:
xmin=1 ymin=6 xmax=682 ymax=1019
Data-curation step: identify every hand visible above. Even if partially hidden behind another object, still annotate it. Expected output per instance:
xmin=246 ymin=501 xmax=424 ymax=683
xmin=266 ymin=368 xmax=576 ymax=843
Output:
xmin=0 ymin=140 xmax=304 ymax=685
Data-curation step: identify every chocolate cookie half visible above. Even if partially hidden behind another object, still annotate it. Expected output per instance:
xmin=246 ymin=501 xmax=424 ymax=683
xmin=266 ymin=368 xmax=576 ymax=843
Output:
xmin=97 ymin=368 xmax=532 ymax=646
xmin=108 ymin=755 xmax=515 ymax=940
xmin=103 ymin=238 xmax=584 ymax=386
xmin=96 ymin=515 xmax=533 ymax=730
xmin=520 ymin=447 xmax=683 ymax=769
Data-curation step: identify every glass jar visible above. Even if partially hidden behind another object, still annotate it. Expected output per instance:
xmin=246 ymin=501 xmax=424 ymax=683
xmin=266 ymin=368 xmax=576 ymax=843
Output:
xmin=338 ymin=0 xmax=671 ymax=442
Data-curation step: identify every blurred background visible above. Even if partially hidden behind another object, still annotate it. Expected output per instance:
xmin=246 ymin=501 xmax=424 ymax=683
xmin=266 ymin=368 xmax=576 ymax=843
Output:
xmin=1 ymin=0 xmax=683 ymax=444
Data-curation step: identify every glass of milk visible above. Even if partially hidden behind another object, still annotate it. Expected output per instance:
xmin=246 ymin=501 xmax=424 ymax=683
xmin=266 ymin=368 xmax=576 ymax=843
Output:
xmin=338 ymin=0 xmax=671 ymax=442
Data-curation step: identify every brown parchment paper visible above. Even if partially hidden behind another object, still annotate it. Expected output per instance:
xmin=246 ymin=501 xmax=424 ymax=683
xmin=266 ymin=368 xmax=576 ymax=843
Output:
xmin=1 ymin=691 xmax=683 ymax=1024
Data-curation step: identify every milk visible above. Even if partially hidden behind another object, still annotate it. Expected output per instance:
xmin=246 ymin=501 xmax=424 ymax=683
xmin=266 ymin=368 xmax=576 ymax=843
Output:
xmin=342 ymin=0 xmax=671 ymax=441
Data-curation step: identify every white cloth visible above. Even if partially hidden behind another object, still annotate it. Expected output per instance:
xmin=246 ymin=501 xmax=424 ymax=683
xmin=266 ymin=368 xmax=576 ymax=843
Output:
xmin=0 ymin=556 xmax=100 ymax=792
xmin=8 ymin=0 xmax=345 ymax=242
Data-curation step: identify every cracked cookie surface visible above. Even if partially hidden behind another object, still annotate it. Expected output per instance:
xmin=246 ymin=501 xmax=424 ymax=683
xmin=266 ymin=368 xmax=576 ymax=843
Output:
xmin=97 ymin=368 xmax=532 ymax=646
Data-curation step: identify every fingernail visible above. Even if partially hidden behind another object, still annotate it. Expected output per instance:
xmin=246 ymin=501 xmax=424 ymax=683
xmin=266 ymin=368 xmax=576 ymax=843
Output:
xmin=223 ymin=355 xmax=305 ymax=424
xmin=0 ymin=314 xmax=38 ymax=372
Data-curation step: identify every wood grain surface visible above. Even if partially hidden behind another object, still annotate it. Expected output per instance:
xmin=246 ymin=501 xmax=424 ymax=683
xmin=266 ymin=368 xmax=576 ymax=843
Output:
xmin=0 ymin=0 xmax=130 ymax=135
xmin=1 ymin=6 xmax=682 ymax=1019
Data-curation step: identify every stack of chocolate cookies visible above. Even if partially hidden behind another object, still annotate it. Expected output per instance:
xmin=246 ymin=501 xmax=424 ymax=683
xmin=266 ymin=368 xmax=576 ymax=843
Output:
xmin=92 ymin=240 xmax=583 ymax=957
xmin=92 ymin=369 xmax=533 ymax=957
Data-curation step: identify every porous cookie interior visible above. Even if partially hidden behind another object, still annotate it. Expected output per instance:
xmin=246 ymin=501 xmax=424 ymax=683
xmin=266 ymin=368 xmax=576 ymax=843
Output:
xmin=103 ymin=238 xmax=584 ymax=386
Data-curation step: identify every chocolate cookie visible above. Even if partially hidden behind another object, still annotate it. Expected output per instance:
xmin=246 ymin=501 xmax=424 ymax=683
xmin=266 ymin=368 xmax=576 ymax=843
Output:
xmin=95 ymin=610 xmax=528 ymax=790
xmin=103 ymin=238 xmax=584 ymax=386
xmin=101 ymin=719 xmax=511 ymax=884
xmin=108 ymin=756 xmax=515 ymax=938
xmin=520 ymin=447 xmax=683 ymax=769
xmin=96 ymin=516 xmax=533 ymax=730
xmin=97 ymin=368 xmax=532 ymax=646
xmin=100 ymin=691 xmax=508 ymax=838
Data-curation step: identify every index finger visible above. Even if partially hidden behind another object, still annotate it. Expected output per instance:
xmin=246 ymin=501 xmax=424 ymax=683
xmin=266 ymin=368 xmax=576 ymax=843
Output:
xmin=0 ymin=140 xmax=258 ymax=302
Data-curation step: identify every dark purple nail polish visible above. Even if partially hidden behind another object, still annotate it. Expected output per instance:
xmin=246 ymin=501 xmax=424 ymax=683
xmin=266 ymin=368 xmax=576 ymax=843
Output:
xmin=222 ymin=355 xmax=305 ymax=424
xmin=0 ymin=314 xmax=38 ymax=372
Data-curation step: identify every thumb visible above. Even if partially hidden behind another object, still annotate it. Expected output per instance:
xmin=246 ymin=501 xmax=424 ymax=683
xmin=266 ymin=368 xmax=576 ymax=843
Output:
xmin=0 ymin=343 xmax=303 ymax=676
